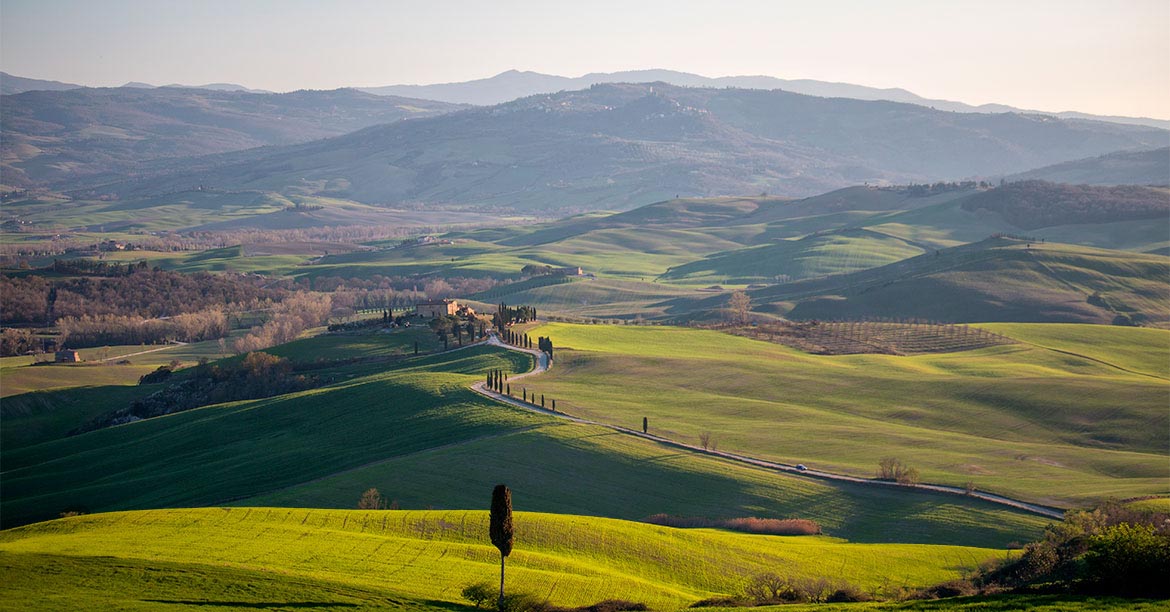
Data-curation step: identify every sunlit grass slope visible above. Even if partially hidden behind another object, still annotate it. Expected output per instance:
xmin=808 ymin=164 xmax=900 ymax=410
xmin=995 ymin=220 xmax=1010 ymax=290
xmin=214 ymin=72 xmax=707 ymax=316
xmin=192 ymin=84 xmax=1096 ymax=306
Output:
xmin=525 ymin=323 xmax=1169 ymax=508
xmin=1 ymin=336 xmax=1048 ymax=546
xmin=0 ymin=508 xmax=1010 ymax=610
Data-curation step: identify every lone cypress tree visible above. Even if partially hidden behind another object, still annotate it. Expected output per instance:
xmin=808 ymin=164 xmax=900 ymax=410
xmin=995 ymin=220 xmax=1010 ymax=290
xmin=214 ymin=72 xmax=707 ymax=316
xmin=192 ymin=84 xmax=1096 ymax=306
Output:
xmin=643 ymin=416 xmax=648 ymax=434
xmin=489 ymin=484 xmax=514 ymax=610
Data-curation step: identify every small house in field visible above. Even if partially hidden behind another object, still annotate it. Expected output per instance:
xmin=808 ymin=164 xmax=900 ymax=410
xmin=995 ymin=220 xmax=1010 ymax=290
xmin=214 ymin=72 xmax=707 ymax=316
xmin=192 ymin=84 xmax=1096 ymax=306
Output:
xmin=417 ymin=299 xmax=460 ymax=319
xmin=55 ymin=349 xmax=81 ymax=363
xmin=553 ymin=266 xmax=583 ymax=276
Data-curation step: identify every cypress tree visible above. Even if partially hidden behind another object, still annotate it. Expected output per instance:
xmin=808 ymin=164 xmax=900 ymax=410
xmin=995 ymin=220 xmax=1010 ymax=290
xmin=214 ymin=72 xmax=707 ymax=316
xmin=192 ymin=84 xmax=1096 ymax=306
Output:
xmin=489 ymin=484 xmax=514 ymax=610
xmin=643 ymin=416 xmax=648 ymax=434
xmin=506 ymin=383 xmax=510 ymax=396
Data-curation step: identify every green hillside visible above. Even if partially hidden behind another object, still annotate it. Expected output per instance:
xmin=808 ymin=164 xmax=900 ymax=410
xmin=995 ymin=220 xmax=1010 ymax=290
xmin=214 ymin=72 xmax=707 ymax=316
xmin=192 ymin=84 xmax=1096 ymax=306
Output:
xmin=523 ymin=322 xmax=1169 ymax=508
xmin=660 ymin=229 xmax=925 ymax=284
xmin=0 ymin=508 xmax=1014 ymax=610
xmin=751 ymin=238 xmax=1170 ymax=325
xmin=1 ymin=338 xmax=1049 ymax=546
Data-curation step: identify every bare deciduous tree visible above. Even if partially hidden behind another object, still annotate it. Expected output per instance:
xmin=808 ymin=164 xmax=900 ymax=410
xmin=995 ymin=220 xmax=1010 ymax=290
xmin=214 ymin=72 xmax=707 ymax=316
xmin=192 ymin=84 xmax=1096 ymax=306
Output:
xmin=358 ymin=487 xmax=386 ymax=509
xmin=728 ymin=290 xmax=752 ymax=325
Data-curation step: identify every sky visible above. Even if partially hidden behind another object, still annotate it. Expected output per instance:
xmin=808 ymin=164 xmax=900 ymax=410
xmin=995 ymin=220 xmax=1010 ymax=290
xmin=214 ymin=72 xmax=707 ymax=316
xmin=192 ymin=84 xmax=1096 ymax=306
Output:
xmin=2 ymin=0 xmax=1167 ymax=119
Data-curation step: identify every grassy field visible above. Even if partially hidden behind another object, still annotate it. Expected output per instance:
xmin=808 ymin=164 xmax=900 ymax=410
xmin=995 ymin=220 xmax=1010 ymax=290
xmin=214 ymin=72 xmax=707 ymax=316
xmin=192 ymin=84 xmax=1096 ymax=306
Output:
xmin=0 ymin=345 xmax=534 ymax=528
xmin=659 ymin=229 xmax=925 ymax=285
xmin=522 ymin=322 xmax=1169 ymax=508
xmin=237 ymin=419 xmax=1049 ymax=547
xmin=0 ymin=508 xmax=1016 ymax=610
xmin=736 ymin=238 xmax=1170 ymax=326
xmin=1 ymin=332 xmax=1051 ymax=546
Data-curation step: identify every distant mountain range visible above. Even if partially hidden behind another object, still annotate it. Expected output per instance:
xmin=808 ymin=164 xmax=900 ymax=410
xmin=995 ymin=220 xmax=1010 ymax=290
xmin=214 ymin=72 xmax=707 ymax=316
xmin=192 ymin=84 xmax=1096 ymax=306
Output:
xmin=120 ymin=81 xmax=273 ymax=94
xmin=5 ymin=68 xmax=1167 ymax=130
xmin=0 ymin=72 xmax=83 ymax=95
xmin=1 ymin=87 xmax=465 ymax=188
xmin=360 ymin=69 xmax=1170 ymax=130
xmin=86 ymin=83 xmax=1168 ymax=211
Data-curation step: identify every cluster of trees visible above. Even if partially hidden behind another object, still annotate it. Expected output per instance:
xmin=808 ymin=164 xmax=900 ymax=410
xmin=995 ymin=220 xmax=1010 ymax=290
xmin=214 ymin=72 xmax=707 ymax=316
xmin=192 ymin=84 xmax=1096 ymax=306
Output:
xmin=500 ymin=329 xmax=533 ymax=349
xmin=941 ymin=500 xmax=1169 ymax=599
xmin=536 ymin=336 xmax=553 ymax=359
xmin=486 ymin=369 xmax=510 ymax=394
xmin=896 ymin=180 xmax=988 ymax=196
xmin=233 ymin=293 xmax=332 ymax=353
xmin=56 ymin=308 xmax=229 ymax=348
xmin=431 ymin=315 xmax=485 ymax=348
xmin=327 ymin=309 xmax=402 ymax=332
xmin=961 ymin=180 xmax=1169 ymax=229
xmin=0 ymin=266 xmax=282 ymax=325
xmin=876 ymin=457 xmax=920 ymax=485
xmin=492 ymin=303 xmax=537 ymax=332
xmin=0 ymin=327 xmax=39 ymax=356
xmin=357 ymin=487 xmax=398 ymax=510
xmin=520 ymin=264 xmax=555 ymax=276
xmin=74 ymin=352 xmax=317 ymax=434
xmin=312 ymin=275 xmax=500 ymax=307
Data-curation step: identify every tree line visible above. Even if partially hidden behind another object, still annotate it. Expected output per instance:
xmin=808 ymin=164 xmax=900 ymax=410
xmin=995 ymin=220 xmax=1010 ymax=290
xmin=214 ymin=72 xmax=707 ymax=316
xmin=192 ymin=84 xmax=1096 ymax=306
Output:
xmin=961 ymin=180 xmax=1169 ymax=230
xmin=72 ymin=352 xmax=317 ymax=434
xmin=0 ymin=266 xmax=283 ymax=326
xmin=492 ymin=303 xmax=537 ymax=332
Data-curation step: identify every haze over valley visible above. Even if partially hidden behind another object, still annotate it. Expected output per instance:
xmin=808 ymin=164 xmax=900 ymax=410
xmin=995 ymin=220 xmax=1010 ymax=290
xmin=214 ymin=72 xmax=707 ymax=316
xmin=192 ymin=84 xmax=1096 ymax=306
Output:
xmin=1 ymin=2 xmax=1168 ymax=610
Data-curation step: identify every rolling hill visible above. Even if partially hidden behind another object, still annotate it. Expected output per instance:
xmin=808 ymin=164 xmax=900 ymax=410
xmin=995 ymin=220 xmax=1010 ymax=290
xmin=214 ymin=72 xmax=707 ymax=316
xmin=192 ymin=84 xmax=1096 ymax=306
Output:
xmin=1005 ymin=147 xmax=1170 ymax=186
xmin=1 ymin=336 xmax=1052 ymax=547
xmin=85 ymin=83 xmax=1168 ymax=211
xmin=0 ymin=86 xmax=464 ymax=189
xmin=0 ymin=508 xmax=1020 ymax=610
xmin=0 ymin=71 xmax=83 ymax=95
xmin=523 ymin=322 xmax=1169 ymax=508
xmin=744 ymin=237 xmax=1170 ymax=325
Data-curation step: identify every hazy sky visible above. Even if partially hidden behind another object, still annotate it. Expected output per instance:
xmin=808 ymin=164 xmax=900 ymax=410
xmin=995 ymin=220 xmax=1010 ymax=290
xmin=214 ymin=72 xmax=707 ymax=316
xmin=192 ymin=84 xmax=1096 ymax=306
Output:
xmin=2 ymin=0 xmax=1167 ymax=118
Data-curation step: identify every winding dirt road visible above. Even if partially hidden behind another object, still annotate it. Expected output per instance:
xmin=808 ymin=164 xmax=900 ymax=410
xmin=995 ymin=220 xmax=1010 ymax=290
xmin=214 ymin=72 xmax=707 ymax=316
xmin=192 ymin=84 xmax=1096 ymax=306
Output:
xmin=471 ymin=332 xmax=1066 ymax=520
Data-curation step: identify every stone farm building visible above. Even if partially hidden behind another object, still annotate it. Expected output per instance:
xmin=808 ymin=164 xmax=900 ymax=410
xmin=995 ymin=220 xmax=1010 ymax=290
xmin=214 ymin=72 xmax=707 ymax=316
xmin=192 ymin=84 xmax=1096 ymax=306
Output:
xmin=55 ymin=349 xmax=81 ymax=362
xmin=417 ymin=299 xmax=460 ymax=319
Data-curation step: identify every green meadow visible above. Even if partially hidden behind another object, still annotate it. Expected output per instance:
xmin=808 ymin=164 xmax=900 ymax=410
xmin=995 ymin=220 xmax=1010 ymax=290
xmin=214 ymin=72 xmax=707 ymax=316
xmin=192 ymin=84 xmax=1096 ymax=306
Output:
xmin=0 ymin=508 xmax=1017 ymax=610
xmin=1 ymin=337 xmax=1050 ymax=546
xmin=522 ymin=322 xmax=1169 ymax=508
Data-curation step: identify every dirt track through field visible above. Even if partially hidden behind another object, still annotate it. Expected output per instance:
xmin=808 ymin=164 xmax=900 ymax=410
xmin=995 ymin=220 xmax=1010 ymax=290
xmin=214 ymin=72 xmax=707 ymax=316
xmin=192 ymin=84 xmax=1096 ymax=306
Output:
xmin=472 ymin=332 xmax=1067 ymax=520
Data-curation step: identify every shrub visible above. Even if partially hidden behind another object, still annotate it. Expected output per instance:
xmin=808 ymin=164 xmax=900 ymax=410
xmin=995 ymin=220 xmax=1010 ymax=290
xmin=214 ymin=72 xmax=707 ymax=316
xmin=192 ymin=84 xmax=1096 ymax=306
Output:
xmin=825 ymin=585 xmax=872 ymax=602
xmin=582 ymin=601 xmax=647 ymax=612
xmin=744 ymin=572 xmax=804 ymax=603
xmin=877 ymin=457 xmax=920 ymax=484
xmin=721 ymin=517 xmax=821 ymax=536
xmin=138 ymin=365 xmax=173 ymax=384
xmin=499 ymin=592 xmax=544 ymax=612
xmin=688 ymin=597 xmax=748 ymax=608
xmin=461 ymin=583 xmax=494 ymax=609
xmin=644 ymin=514 xmax=821 ymax=535
xmin=910 ymin=579 xmax=978 ymax=600
xmin=1083 ymin=523 xmax=1170 ymax=597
